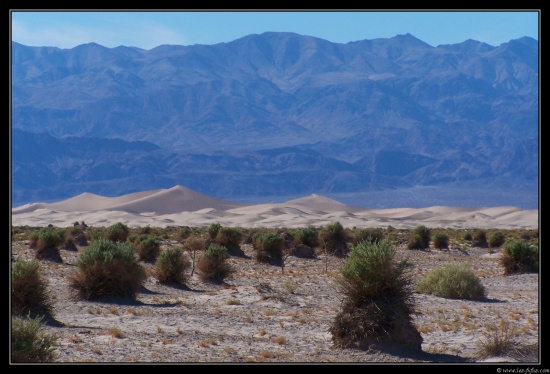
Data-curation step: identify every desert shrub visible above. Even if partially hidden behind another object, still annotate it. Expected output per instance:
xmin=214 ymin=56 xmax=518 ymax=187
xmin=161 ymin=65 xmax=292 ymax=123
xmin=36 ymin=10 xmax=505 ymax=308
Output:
xmin=196 ymin=243 xmax=233 ymax=283
xmin=354 ymin=227 xmax=384 ymax=244
xmin=253 ymin=231 xmax=284 ymax=265
xmin=488 ymin=231 xmax=506 ymax=248
xmin=207 ymin=223 xmax=222 ymax=239
xmin=413 ymin=225 xmax=430 ymax=248
xmin=136 ymin=225 xmax=153 ymax=235
xmin=29 ymin=232 xmax=39 ymax=248
xmin=34 ymin=227 xmax=64 ymax=261
xmin=293 ymin=226 xmax=319 ymax=248
xmin=178 ymin=226 xmax=192 ymax=242
xmin=87 ymin=228 xmax=104 ymax=243
xmin=63 ymin=226 xmax=88 ymax=247
xmin=11 ymin=260 xmax=54 ymax=318
xmin=320 ymin=221 xmax=348 ymax=256
xmin=499 ymin=240 xmax=538 ymax=275
xmin=472 ymin=229 xmax=487 ymax=247
xmin=11 ymin=315 xmax=58 ymax=363
xmin=463 ymin=231 xmax=473 ymax=241
xmin=215 ymin=227 xmax=243 ymax=247
xmin=330 ymin=240 xmax=422 ymax=352
xmin=406 ymin=233 xmax=425 ymax=250
xmin=135 ymin=235 xmax=161 ymax=263
xmin=416 ymin=262 xmax=486 ymax=300
xmin=155 ymin=247 xmax=191 ymax=284
xmin=69 ymin=238 xmax=146 ymax=300
xmin=432 ymin=233 xmax=449 ymax=250
xmin=104 ymin=222 xmax=129 ymax=242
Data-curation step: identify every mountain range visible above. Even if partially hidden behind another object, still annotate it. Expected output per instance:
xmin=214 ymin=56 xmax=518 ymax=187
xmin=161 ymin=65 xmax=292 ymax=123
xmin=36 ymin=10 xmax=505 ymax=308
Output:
xmin=10 ymin=32 xmax=539 ymax=208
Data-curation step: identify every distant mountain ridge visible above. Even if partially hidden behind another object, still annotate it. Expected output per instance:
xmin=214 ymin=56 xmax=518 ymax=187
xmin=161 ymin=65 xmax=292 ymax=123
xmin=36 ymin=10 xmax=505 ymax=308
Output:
xmin=11 ymin=32 xmax=539 ymax=207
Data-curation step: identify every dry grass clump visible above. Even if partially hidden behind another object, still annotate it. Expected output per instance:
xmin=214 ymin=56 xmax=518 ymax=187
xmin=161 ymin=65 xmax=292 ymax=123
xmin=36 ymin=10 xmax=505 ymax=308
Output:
xmin=476 ymin=320 xmax=520 ymax=359
xmin=330 ymin=239 xmax=422 ymax=352
xmin=69 ymin=238 xmax=146 ymax=300
xmin=11 ymin=259 xmax=54 ymax=318
xmin=416 ymin=262 xmax=486 ymax=300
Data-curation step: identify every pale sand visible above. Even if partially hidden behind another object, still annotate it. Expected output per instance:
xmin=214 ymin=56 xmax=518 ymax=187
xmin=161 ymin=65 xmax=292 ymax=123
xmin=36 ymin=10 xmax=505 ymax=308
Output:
xmin=11 ymin=185 xmax=539 ymax=230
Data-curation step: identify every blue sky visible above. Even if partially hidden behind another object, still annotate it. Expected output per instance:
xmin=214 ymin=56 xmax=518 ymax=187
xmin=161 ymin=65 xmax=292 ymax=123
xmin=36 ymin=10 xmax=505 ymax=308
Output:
xmin=10 ymin=10 xmax=539 ymax=50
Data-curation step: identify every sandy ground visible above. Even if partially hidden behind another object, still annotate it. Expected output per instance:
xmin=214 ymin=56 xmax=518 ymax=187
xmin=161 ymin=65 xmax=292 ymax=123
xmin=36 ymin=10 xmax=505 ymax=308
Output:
xmin=11 ymin=238 xmax=539 ymax=365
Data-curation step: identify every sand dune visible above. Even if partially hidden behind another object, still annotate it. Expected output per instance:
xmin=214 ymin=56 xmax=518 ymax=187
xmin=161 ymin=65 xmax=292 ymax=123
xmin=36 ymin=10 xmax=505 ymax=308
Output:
xmin=11 ymin=185 xmax=538 ymax=229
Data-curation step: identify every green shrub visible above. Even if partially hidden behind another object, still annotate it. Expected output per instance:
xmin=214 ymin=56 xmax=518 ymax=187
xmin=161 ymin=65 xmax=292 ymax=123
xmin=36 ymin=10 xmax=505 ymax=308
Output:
xmin=69 ymin=238 xmax=146 ymax=300
xmin=488 ymin=231 xmax=506 ymax=248
xmin=87 ymin=228 xmax=104 ymax=243
xmin=293 ymin=226 xmax=319 ymax=248
xmin=330 ymin=240 xmax=422 ymax=351
xmin=354 ymin=227 xmax=384 ymax=244
xmin=319 ymin=221 xmax=348 ymax=255
xmin=196 ymin=243 xmax=233 ymax=283
xmin=499 ymin=240 xmax=538 ymax=275
xmin=178 ymin=226 xmax=192 ymax=242
xmin=135 ymin=236 xmax=161 ymax=263
xmin=136 ymin=225 xmax=153 ymax=235
xmin=253 ymin=231 xmax=284 ymax=265
xmin=472 ymin=229 xmax=487 ymax=247
xmin=406 ymin=233 xmax=425 ymax=250
xmin=29 ymin=232 xmax=39 ymax=248
xmin=413 ymin=225 xmax=430 ymax=248
xmin=36 ymin=227 xmax=64 ymax=249
xmin=11 ymin=260 xmax=53 ymax=318
xmin=432 ymin=233 xmax=449 ymax=250
xmin=104 ymin=222 xmax=129 ymax=242
xmin=215 ymin=227 xmax=243 ymax=248
xmin=416 ymin=262 xmax=486 ymax=300
xmin=155 ymin=247 xmax=191 ymax=284
xmin=34 ymin=227 xmax=63 ymax=261
xmin=11 ymin=315 xmax=58 ymax=363
xmin=463 ymin=231 xmax=473 ymax=241
xmin=207 ymin=223 xmax=222 ymax=239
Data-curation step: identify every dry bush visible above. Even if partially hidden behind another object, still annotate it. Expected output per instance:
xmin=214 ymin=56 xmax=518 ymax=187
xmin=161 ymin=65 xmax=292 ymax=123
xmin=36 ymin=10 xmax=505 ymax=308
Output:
xmin=69 ymin=239 xmax=146 ymax=300
xmin=499 ymin=240 xmax=538 ymax=275
xmin=330 ymin=239 xmax=422 ymax=352
xmin=11 ymin=315 xmax=58 ymax=363
xmin=155 ymin=246 xmax=191 ymax=284
xmin=11 ymin=260 xmax=54 ymax=318
xmin=196 ymin=243 xmax=233 ymax=283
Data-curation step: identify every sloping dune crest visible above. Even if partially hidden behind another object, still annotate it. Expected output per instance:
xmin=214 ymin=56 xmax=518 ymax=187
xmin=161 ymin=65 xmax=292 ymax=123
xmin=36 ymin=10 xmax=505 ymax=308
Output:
xmin=11 ymin=185 xmax=538 ymax=229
